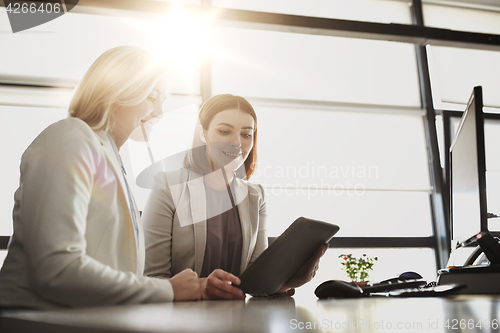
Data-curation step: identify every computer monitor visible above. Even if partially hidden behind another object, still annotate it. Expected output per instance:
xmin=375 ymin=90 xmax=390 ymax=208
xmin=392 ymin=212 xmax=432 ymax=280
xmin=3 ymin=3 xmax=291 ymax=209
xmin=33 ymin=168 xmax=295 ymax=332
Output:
xmin=449 ymin=86 xmax=487 ymax=249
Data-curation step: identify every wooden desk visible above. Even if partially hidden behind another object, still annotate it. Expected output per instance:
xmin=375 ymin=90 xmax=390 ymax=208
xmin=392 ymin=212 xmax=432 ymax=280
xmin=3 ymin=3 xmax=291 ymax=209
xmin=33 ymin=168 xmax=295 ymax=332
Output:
xmin=1 ymin=294 xmax=500 ymax=333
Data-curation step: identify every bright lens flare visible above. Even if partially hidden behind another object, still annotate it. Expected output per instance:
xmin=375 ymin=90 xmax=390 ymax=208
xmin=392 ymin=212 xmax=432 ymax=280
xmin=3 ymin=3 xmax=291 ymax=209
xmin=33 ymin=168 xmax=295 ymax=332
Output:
xmin=148 ymin=6 xmax=215 ymax=82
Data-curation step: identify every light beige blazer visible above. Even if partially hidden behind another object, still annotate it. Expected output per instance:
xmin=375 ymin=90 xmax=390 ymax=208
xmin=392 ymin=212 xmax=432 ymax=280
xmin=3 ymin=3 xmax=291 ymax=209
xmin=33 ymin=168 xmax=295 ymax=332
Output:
xmin=142 ymin=169 xmax=267 ymax=278
xmin=0 ymin=117 xmax=173 ymax=309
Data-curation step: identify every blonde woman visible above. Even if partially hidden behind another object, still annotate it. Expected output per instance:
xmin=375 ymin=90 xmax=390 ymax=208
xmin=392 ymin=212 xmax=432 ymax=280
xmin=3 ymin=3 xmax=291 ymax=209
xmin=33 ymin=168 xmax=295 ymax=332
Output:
xmin=143 ymin=94 xmax=327 ymax=300
xmin=0 ymin=46 xmax=201 ymax=309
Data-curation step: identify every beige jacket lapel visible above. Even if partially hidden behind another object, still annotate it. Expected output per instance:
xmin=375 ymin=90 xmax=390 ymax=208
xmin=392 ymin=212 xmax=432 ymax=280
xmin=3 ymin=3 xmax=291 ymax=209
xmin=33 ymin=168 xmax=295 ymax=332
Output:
xmin=93 ymin=130 xmax=139 ymax=274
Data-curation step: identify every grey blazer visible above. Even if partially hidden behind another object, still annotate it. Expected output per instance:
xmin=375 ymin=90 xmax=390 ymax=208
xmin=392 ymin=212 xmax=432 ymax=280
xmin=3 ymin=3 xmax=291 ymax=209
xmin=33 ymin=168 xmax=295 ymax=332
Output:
xmin=0 ymin=117 xmax=174 ymax=309
xmin=142 ymin=169 xmax=268 ymax=278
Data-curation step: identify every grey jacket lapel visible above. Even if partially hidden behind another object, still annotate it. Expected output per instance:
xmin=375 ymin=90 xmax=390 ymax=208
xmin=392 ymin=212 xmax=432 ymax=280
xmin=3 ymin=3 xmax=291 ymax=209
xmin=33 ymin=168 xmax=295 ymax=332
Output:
xmin=184 ymin=170 xmax=251 ymax=275
xmin=234 ymin=178 xmax=251 ymax=273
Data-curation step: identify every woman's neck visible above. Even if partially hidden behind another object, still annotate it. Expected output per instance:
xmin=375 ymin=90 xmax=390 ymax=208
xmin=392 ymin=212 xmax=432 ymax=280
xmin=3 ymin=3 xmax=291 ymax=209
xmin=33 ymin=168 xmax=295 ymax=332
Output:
xmin=108 ymin=130 xmax=127 ymax=151
xmin=203 ymin=166 xmax=234 ymax=191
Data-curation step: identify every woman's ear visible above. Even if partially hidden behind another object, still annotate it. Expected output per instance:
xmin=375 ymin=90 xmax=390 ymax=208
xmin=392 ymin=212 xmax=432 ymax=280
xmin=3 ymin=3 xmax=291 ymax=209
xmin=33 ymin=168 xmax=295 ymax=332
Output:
xmin=199 ymin=125 xmax=207 ymax=143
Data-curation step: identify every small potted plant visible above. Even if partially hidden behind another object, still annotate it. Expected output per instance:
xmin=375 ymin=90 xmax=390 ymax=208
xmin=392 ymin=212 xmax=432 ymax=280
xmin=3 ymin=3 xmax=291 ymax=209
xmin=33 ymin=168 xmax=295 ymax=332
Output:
xmin=339 ymin=253 xmax=378 ymax=286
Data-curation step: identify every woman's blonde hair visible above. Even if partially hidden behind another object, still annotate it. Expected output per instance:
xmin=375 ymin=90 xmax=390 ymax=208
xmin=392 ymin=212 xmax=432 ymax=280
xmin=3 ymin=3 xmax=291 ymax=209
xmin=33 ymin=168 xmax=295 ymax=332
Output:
xmin=183 ymin=94 xmax=258 ymax=180
xmin=69 ymin=46 xmax=167 ymax=132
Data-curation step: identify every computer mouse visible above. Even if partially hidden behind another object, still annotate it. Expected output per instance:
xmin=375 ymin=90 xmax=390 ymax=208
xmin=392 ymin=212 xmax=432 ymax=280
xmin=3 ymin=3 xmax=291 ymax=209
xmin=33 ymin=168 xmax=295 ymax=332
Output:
xmin=399 ymin=271 xmax=423 ymax=280
xmin=379 ymin=271 xmax=423 ymax=284
xmin=314 ymin=280 xmax=364 ymax=299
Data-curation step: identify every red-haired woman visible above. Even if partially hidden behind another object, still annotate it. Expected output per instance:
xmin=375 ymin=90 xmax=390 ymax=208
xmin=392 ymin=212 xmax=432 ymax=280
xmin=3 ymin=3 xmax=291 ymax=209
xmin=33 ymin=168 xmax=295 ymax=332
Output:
xmin=142 ymin=94 xmax=327 ymax=300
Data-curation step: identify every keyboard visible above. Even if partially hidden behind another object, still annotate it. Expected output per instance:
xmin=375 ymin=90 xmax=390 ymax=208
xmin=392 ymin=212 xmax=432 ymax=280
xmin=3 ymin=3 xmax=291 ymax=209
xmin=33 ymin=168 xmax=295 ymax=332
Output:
xmin=387 ymin=284 xmax=466 ymax=297
xmin=362 ymin=280 xmax=427 ymax=293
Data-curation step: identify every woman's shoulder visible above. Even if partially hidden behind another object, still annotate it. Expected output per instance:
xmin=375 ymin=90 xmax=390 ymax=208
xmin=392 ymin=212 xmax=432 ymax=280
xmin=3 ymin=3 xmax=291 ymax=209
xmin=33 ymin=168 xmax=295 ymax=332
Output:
xmin=32 ymin=117 xmax=98 ymax=147
xmin=152 ymin=168 xmax=197 ymax=190
xmin=236 ymin=178 xmax=265 ymax=197
xmin=245 ymin=181 xmax=262 ymax=191
xmin=18 ymin=117 xmax=105 ymax=179
xmin=25 ymin=117 xmax=100 ymax=158
xmin=43 ymin=116 xmax=94 ymax=135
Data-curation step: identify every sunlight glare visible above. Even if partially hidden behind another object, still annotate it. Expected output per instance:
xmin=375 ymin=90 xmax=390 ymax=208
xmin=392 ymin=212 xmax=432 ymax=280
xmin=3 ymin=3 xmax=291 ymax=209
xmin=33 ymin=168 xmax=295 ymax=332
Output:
xmin=146 ymin=6 xmax=216 ymax=84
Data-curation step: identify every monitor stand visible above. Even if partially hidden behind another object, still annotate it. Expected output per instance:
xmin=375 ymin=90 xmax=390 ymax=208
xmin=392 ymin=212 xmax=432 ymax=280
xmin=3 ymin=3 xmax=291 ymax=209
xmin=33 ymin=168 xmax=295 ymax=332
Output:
xmin=475 ymin=231 xmax=500 ymax=265
xmin=437 ymin=232 xmax=500 ymax=294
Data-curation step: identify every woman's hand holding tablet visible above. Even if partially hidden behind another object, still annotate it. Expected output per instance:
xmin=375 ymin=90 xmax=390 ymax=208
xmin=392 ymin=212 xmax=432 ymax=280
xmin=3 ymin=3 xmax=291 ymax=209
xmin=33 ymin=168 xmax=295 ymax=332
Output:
xmin=274 ymin=243 xmax=329 ymax=294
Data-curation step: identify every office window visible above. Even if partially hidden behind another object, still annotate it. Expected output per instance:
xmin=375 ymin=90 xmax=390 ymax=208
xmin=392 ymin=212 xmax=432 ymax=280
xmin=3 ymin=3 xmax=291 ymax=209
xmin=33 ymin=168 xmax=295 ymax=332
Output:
xmin=0 ymin=86 xmax=72 ymax=109
xmin=211 ymin=26 xmax=430 ymax=238
xmin=427 ymin=46 xmax=500 ymax=110
xmin=424 ymin=3 xmax=500 ymax=110
xmin=212 ymin=0 xmax=412 ymax=25
xmin=211 ymin=27 xmax=421 ymax=107
xmin=0 ymin=105 xmax=68 ymax=236
xmin=422 ymin=3 xmax=500 ymax=35
xmin=251 ymin=106 xmax=432 ymax=237
xmin=0 ymin=9 xmax=148 ymax=85
xmin=0 ymin=9 xmax=201 ymax=95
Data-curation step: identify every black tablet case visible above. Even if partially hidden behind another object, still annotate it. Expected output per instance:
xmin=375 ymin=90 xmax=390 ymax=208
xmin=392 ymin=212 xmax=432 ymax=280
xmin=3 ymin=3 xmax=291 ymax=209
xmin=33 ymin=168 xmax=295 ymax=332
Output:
xmin=237 ymin=216 xmax=340 ymax=295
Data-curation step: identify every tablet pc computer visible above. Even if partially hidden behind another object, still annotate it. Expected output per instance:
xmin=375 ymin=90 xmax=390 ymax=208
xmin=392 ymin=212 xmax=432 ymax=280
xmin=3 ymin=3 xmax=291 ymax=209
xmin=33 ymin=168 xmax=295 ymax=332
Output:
xmin=237 ymin=216 xmax=340 ymax=295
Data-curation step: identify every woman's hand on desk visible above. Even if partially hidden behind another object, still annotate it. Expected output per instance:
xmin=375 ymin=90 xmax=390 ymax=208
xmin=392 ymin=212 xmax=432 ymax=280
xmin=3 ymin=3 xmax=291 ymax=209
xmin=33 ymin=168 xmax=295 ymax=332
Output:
xmin=275 ymin=243 xmax=329 ymax=294
xmin=170 ymin=269 xmax=203 ymax=301
xmin=200 ymin=269 xmax=246 ymax=300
